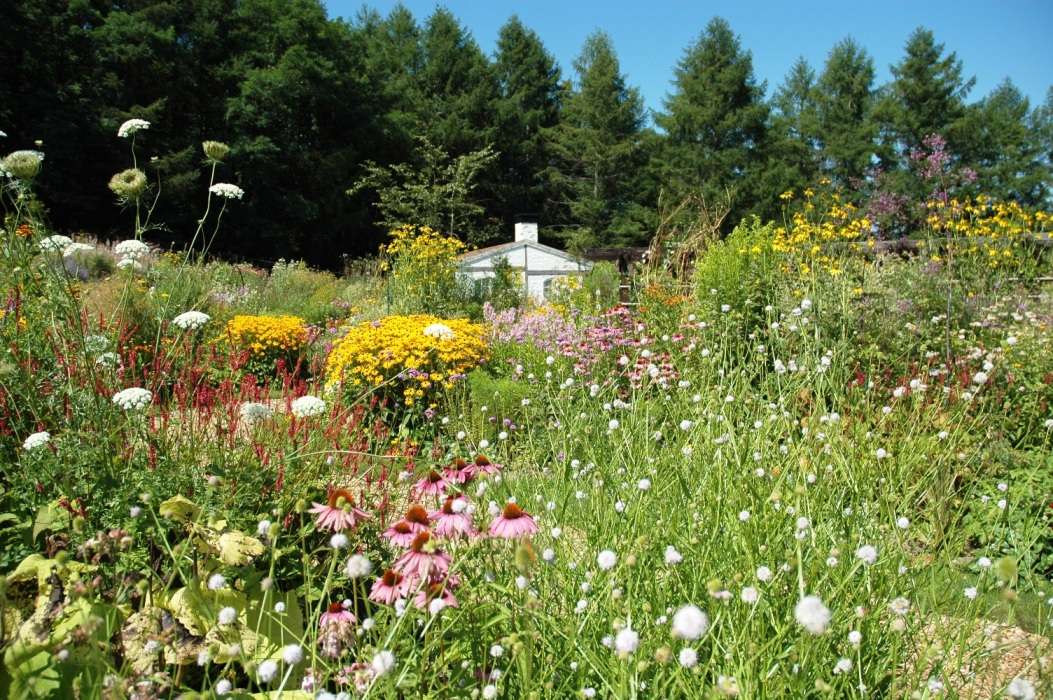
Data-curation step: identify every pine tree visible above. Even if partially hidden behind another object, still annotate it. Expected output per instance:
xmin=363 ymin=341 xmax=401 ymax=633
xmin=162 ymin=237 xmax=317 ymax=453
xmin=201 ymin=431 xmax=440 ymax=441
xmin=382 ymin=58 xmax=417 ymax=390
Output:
xmin=492 ymin=16 xmax=563 ymax=226
xmin=814 ymin=39 xmax=877 ymax=184
xmin=875 ymin=27 xmax=975 ymax=159
xmin=545 ymin=31 xmax=646 ymax=249
xmin=656 ymin=17 xmax=769 ymax=224
xmin=767 ymin=57 xmax=821 ymax=197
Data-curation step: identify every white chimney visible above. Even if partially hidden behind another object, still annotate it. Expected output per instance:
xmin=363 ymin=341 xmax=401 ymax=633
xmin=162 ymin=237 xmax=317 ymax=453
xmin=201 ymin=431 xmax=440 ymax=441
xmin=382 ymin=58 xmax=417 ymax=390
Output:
xmin=514 ymin=220 xmax=538 ymax=243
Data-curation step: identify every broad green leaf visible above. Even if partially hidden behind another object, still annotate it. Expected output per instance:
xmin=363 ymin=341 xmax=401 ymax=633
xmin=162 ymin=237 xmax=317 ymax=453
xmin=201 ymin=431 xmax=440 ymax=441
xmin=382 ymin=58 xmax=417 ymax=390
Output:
xmin=158 ymin=495 xmax=200 ymax=523
xmin=31 ymin=503 xmax=69 ymax=542
xmin=216 ymin=531 xmax=265 ymax=566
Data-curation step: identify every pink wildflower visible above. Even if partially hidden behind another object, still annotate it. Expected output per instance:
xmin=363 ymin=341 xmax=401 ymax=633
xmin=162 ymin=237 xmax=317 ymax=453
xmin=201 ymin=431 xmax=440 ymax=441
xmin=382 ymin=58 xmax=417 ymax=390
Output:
xmin=431 ymin=497 xmax=477 ymax=539
xmin=318 ymin=602 xmax=356 ymax=658
xmin=393 ymin=531 xmax=451 ymax=581
xmin=369 ymin=569 xmax=411 ymax=605
xmin=489 ymin=502 xmax=538 ymax=539
xmin=309 ymin=488 xmax=370 ymax=532
xmin=413 ymin=470 xmax=448 ymax=498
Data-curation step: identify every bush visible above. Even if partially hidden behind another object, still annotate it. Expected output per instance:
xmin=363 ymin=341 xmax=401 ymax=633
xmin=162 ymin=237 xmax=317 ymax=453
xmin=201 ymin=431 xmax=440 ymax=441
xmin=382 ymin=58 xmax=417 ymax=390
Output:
xmin=223 ymin=314 xmax=309 ymax=376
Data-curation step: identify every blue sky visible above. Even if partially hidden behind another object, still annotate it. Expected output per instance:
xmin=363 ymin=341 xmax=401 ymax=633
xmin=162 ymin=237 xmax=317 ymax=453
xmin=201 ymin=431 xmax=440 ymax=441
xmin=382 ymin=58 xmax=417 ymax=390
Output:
xmin=325 ymin=0 xmax=1052 ymax=124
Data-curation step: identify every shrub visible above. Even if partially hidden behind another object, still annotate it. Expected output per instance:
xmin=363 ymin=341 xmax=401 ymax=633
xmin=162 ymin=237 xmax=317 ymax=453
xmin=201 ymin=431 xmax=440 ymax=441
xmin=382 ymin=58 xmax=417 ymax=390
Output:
xmin=223 ymin=314 xmax=309 ymax=375
xmin=324 ymin=314 xmax=488 ymax=406
xmin=382 ymin=225 xmax=465 ymax=315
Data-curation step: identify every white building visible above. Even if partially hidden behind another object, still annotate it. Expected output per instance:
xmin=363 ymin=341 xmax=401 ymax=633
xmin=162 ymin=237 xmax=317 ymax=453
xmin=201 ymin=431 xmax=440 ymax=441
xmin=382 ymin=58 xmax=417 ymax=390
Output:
xmin=457 ymin=220 xmax=590 ymax=302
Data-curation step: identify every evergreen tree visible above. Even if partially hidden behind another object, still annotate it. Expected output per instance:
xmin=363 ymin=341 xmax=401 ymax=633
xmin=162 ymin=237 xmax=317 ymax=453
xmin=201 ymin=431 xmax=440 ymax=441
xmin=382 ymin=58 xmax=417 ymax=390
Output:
xmin=656 ymin=17 xmax=769 ymax=224
xmin=767 ymin=57 xmax=821 ymax=196
xmin=962 ymin=80 xmax=1049 ymax=204
xmin=875 ymin=27 xmax=975 ymax=160
xmin=814 ymin=39 xmax=877 ymax=184
xmin=545 ymin=31 xmax=646 ymax=249
xmin=492 ymin=16 xmax=563 ymax=227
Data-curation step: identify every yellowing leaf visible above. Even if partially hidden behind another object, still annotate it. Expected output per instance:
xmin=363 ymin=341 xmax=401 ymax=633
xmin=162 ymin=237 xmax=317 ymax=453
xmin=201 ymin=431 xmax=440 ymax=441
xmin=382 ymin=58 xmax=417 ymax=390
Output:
xmin=158 ymin=495 xmax=200 ymax=523
xmin=216 ymin=531 xmax=265 ymax=566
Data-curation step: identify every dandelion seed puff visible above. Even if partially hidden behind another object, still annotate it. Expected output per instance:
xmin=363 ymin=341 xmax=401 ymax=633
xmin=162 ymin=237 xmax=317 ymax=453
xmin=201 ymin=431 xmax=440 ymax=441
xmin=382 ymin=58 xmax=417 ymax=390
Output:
xmin=209 ymin=183 xmax=245 ymax=200
xmin=677 ymin=647 xmax=698 ymax=668
xmin=614 ymin=627 xmax=639 ymax=656
xmin=371 ymin=650 xmax=396 ymax=677
xmin=22 ymin=431 xmax=50 ymax=451
xmin=118 ymin=118 xmax=150 ymax=138
xmin=1006 ymin=677 xmax=1036 ymax=699
xmin=290 ymin=395 xmax=326 ymax=418
xmin=794 ymin=595 xmax=831 ymax=634
xmin=112 ymin=387 xmax=152 ymax=411
xmin=597 ymin=550 xmax=617 ymax=571
xmin=344 ymin=554 xmax=372 ymax=579
xmin=218 ymin=607 xmax=237 ymax=626
xmin=257 ymin=659 xmax=278 ymax=683
xmin=173 ymin=310 xmax=210 ymax=330
xmin=855 ymin=545 xmax=878 ymax=565
xmin=671 ymin=605 xmax=709 ymax=640
xmin=282 ymin=644 xmax=303 ymax=665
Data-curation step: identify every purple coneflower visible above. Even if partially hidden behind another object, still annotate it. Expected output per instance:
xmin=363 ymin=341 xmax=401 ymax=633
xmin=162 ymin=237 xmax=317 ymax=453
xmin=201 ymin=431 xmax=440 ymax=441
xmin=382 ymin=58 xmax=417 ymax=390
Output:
xmin=413 ymin=470 xmax=448 ymax=498
xmin=393 ymin=531 xmax=451 ymax=580
xmin=369 ymin=569 xmax=411 ymax=605
xmin=309 ymin=488 xmax=370 ymax=532
xmin=413 ymin=575 xmax=460 ymax=610
xmin=468 ymin=454 xmax=500 ymax=478
xmin=489 ymin=502 xmax=538 ymax=539
xmin=318 ymin=602 xmax=356 ymax=658
xmin=443 ymin=457 xmax=474 ymax=484
xmin=431 ymin=497 xmax=477 ymax=539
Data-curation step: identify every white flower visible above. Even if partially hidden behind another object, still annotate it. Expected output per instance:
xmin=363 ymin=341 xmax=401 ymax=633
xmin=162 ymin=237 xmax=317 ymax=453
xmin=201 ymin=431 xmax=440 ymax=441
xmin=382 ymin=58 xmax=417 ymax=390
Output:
xmin=63 ymin=242 xmax=96 ymax=257
xmin=482 ymin=685 xmax=498 ymax=700
xmin=22 ymin=431 xmax=51 ymax=451
xmin=118 ymin=118 xmax=150 ymax=138
xmin=608 ymin=418 xmax=620 ymax=431
xmin=977 ymin=556 xmax=992 ymax=568
xmin=1006 ymin=677 xmax=1036 ymax=700
xmin=290 ymin=395 xmax=326 ymax=418
xmin=855 ymin=545 xmax=878 ymax=565
xmin=257 ymin=659 xmax=278 ymax=683
xmin=848 ymin=629 xmax=862 ymax=646
xmin=896 ymin=517 xmax=910 ymax=529
xmin=972 ymin=371 xmax=988 ymax=385
xmin=345 ymin=554 xmax=372 ymax=579
xmin=215 ymin=679 xmax=232 ymax=696
xmin=679 ymin=419 xmax=693 ymax=431
xmin=112 ymin=387 xmax=152 ymax=411
xmin=964 ymin=586 xmax=978 ymax=600
xmin=429 ymin=598 xmax=445 ymax=615
xmin=490 ymin=644 xmax=504 ymax=658
xmin=889 ymin=597 xmax=911 ymax=616
xmin=114 ymin=239 xmax=150 ymax=260
xmin=282 ymin=644 xmax=303 ymax=665
xmin=664 ymin=546 xmax=682 ymax=565
xmin=423 ymin=322 xmax=455 ymax=340
xmin=678 ymin=647 xmax=697 ymax=668
xmin=240 ymin=402 xmax=273 ymax=422
xmin=597 ymin=550 xmax=617 ymax=571
xmin=218 ymin=606 xmax=237 ymax=626
xmin=115 ymin=258 xmax=143 ymax=271
xmin=330 ymin=533 xmax=348 ymax=549
xmin=614 ymin=627 xmax=639 ymax=656
xmin=833 ymin=657 xmax=853 ymax=674
xmin=371 ymin=650 xmax=396 ymax=676
xmin=209 ymin=183 xmax=245 ymax=199
xmin=671 ymin=605 xmax=709 ymax=640
xmin=740 ymin=586 xmax=759 ymax=604
xmin=795 ymin=595 xmax=831 ymax=634
xmin=39 ymin=235 xmax=73 ymax=253
xmin=638 ymin=478 xmax=651 ymax=491
xmin=207 ymin=574 xmax=226 ymax=590
xmin=756 ymin=565 xmax=773 ymax=582
xmin=172 ymin=310 xmax=210 ymax=330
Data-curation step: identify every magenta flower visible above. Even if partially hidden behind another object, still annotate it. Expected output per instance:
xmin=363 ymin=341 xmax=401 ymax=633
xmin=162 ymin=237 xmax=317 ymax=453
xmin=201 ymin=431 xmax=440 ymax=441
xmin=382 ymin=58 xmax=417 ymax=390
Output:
xmin=430 ymin=497 xmax=478 ymax=539
xmin=489 ymin=502 xmax=538 ymax=539
xmin=369 ymin=569 xmax=411 ymax=605
xmin=413 ymin=470 xmax=448 ymax=498
xmin=413 ymin=574 xmax=460 ymax=610
xmin=309 ymin=488 xmax=370 ymax=532
xmin=318 ymin=602 xmax=356 ymax=658
xmin=393 ymin=531 xmax=451 ymax=581
xmin=443 ymin=457 xmax=474 ymax=484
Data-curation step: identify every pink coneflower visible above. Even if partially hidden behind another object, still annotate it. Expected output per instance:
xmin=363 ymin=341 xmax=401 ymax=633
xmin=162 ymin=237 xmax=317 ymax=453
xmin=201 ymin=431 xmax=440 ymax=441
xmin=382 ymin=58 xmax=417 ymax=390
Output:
xmin=443 ymin=457 xmax=474 ymax=484
xmin=468 ymin=454 xmax=500 ymax=478
xmin=393 ymin=531 xmax=451 ymax=580
xmin=489 ymin=502 xmax=538 ymax=539
xmin=414 ymin=470 xmax=448 ymax=498
xmin=318 ymin=602 xmax=356 ymax=658
xmin=369 ymin=569 xmax=411 ymax=605
xmin=309 ymin=488 xmax=370 ymax=532
xmin=431 ymin=497 xmax=477 ymax=539
xmin=414 ymin=575 xmax=460 ymax=610
xmin=382 ymin=505 xmax=430 ymax=547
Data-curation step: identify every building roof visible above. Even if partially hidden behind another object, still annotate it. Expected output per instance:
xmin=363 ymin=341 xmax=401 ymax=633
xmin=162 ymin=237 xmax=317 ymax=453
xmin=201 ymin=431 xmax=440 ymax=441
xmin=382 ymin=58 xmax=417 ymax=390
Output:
xmin=458 ymin=239 xmax=585 ymax=265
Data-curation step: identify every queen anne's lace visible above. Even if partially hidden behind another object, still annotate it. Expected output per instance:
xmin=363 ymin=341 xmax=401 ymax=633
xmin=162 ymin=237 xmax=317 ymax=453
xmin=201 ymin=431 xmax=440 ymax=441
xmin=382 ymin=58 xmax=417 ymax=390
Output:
xmin=112 ymin=387 xmax=152 ymax=411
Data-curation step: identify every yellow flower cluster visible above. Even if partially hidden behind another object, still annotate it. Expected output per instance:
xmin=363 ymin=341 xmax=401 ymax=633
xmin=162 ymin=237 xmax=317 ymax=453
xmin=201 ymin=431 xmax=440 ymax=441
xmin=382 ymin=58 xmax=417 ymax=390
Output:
xmin=382 ymin=224 xmax=466 ymax=263
xmin=772 ymin=193 xmax=872 ymax=255
xmin=925 ymin=196 xmax=1045 ymax=269
xmin=223 ymin=315 xmax=308 ymax=359
xmin=0 ymin=309 xmax=28 ymax=332
xmin=324 ymin=314 xmax=488 ymax=406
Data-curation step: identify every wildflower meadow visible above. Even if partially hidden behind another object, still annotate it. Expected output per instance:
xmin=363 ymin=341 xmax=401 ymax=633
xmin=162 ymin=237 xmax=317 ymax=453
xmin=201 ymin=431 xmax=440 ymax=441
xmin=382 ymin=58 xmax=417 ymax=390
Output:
xmin=3 ymin=91 xmax=1053 ymax=700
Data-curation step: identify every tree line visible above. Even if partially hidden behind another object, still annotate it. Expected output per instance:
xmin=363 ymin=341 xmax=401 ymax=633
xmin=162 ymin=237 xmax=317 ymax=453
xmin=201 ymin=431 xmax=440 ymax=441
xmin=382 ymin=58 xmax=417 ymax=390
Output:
xmin=2 ymin=0 xmax=1051 ymax=267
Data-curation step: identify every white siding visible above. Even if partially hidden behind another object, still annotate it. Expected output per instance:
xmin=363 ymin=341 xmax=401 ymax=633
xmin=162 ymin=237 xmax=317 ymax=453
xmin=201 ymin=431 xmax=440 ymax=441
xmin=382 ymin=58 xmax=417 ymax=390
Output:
xmin=458 ymin=242 xmax=590 ymax=302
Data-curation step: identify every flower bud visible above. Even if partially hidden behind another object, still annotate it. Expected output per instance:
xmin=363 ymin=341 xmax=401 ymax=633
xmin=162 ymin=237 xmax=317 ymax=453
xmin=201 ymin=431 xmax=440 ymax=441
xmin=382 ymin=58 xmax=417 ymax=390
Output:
xmin=2 ymin=150 xmax=44 ymax=179
xmin=202 ymin=140 xmax=230 ymax=162
xmin=108 ymin=168 xmax=147 ymax=200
